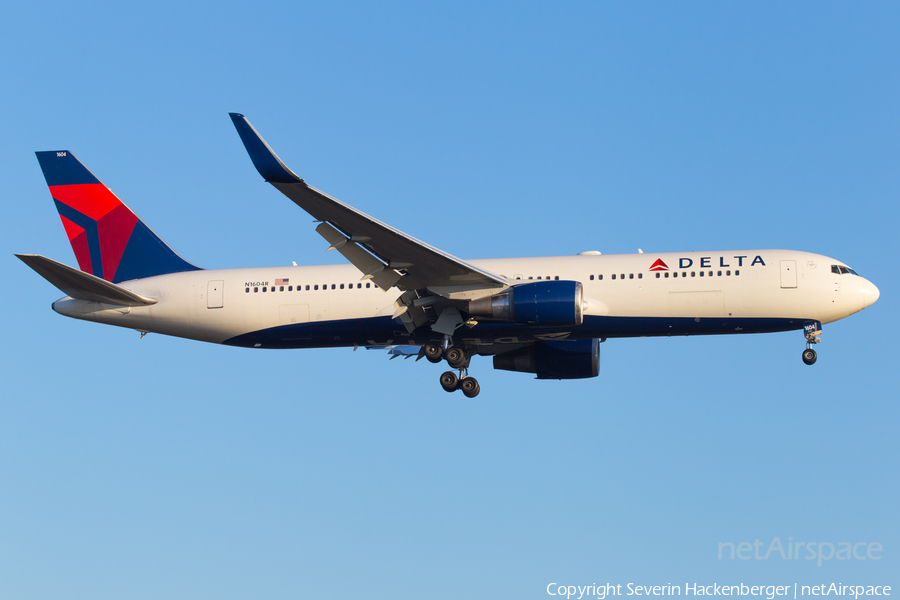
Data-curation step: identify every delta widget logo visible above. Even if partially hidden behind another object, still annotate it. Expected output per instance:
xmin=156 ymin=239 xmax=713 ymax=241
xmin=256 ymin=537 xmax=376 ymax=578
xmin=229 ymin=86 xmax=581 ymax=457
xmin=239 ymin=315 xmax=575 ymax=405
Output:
xmin=649 ymin=259 xmax=669 ymax=271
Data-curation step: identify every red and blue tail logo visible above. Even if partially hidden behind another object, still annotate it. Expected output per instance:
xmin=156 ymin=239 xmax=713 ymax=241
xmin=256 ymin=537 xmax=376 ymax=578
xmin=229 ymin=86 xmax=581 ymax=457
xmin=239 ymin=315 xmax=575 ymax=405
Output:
xmin=36 ymin=151 xmax=200 ymax=283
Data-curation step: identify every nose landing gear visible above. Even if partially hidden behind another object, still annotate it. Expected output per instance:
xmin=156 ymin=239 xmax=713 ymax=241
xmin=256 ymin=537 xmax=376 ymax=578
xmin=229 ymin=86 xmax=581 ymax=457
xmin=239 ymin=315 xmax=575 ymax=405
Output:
xmin=802 ymin=348 xmax=817 ymax=365
xmin=802 ymin=322 xmax=822 ymax=365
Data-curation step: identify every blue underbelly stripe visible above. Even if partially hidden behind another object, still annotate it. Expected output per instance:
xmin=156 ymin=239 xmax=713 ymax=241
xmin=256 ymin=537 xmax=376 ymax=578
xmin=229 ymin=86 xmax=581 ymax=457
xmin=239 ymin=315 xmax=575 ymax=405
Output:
xmin=222 ymin=315 xmax=814 ymax=350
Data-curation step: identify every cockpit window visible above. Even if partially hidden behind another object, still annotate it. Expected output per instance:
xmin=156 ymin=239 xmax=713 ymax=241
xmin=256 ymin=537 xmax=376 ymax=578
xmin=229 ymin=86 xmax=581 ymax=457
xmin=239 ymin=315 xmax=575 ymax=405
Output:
xmin=832 ymin=265 xmax=860 ymax=276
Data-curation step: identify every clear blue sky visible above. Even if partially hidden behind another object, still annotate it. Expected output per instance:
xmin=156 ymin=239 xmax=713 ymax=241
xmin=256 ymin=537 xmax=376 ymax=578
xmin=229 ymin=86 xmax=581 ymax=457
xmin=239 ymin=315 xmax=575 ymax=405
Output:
xmin=1 ymin=2 xmax=897 ymax=598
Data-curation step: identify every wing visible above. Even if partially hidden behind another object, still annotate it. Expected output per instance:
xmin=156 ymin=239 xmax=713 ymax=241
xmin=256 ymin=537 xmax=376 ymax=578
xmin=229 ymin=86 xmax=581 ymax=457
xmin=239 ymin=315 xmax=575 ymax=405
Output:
xmin=229 ymin=113 xmax=507 ymax=293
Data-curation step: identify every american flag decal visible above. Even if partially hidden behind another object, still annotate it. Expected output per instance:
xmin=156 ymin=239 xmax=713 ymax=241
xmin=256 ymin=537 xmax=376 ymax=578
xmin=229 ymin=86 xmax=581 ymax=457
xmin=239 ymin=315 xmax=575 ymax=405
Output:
xmin=275 ymin=278 xmax=289 ymax=285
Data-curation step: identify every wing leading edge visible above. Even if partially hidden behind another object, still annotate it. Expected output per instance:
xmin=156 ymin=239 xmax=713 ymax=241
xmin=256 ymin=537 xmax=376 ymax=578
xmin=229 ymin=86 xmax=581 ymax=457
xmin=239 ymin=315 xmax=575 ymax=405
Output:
xmin=228 ymin=113 xmax=508 ymax=293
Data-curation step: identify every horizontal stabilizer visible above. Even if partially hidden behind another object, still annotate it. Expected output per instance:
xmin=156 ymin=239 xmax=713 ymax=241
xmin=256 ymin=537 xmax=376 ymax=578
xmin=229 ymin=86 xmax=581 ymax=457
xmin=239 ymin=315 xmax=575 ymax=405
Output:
xmin=366 ymin=345 xmax=424 ymax=360
xmin=16 ymin=254 xmax=158 ymax=306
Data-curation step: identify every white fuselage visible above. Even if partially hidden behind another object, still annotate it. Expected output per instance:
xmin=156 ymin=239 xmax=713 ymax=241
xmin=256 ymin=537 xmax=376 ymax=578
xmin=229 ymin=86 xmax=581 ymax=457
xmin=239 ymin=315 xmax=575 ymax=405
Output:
xmin=50 ymin=249 xmax=879 ymax=349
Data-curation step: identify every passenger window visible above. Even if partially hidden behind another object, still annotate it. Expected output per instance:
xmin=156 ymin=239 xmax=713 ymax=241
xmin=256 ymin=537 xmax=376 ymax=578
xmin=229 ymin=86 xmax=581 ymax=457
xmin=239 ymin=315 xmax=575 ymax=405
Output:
xmin=528 ymin=276 xmax=533 ymax=280
xmin=366 ymin=283 xmax=371 ymax=288
xmin=590 ymin=275 xmax=594 ymax=280
xmin=599 ymin=274 xmax=603 ymax=280
xmin=629 ymin=273 xmax=633 ymax=279
xmin=665 ymin=272 xmax=669 ymax=278
xmin=638 ymin=273 xmax=642 ymax=279
xmin=314 ymin=285 xmax=318 ymax=290
xmin=726 ymin=271 xmax=731 ymax=276
xmin=691 ymin=272 xmax=696 ymax=277
xmin=555 ymin=276 xmax=559 ymax=280
xmin=253 ymin=287 xmax=258 ymax=293
xmin=717 ymin=271 xmax=722 ymax=277
xmin=262 ymin=287 xmax=267 ymax=292
xmin=288 ymin=286 xmax=293 ymax=291
xmin=655 ymin=273 xmax=660 ymax=278
xmin=735 ymin=270 xmax=740 ymax=276
xmin=612 ymin=274 xmax=616 ymax=280
xmin=620 ymin=274 xmax=625 ymax=280
xmin=331 ymin=284 xmax=336 ymax=290
xmin=700 ymin=271 xmax=704 ymax=277
xmin=280 ymin=286 xmax=284 ymax=291
xmin=537 ymin=276 xmax=542 ymax=280
xmin=245 ymin=287 xmax=249 ymax=293
xmin=708 ymin=271 xmax=713 ymax=277
xmin=340 ymin=284 xmax=344 ymax=289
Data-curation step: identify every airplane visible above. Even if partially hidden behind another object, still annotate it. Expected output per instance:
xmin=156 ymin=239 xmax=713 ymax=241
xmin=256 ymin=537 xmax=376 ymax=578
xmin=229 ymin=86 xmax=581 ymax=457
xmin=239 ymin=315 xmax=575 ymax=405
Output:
xmin=17 ymin=113 xmax=880 ymax=397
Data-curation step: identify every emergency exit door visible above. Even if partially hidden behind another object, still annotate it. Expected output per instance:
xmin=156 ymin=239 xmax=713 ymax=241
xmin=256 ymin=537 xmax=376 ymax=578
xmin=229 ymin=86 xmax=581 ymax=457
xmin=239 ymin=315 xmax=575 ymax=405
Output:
xmin=780 ymin=261 xmax=797 ymax=289
xmin=208 ymin=280 xmax=224 ymax=308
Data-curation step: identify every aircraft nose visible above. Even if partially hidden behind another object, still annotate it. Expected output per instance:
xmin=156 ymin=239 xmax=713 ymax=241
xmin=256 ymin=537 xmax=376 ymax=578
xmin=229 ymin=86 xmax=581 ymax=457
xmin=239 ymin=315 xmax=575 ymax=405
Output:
xmin=863 ymin=279 xmax=880 ymax=308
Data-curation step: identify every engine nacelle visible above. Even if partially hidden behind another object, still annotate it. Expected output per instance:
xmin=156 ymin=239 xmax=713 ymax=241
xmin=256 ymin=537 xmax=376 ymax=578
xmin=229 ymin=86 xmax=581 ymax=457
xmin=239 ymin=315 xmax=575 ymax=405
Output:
xmin=493 ymin=339 xmax=600 ymax=379
xmin=468 ymin=280 xmax=583 ymax=326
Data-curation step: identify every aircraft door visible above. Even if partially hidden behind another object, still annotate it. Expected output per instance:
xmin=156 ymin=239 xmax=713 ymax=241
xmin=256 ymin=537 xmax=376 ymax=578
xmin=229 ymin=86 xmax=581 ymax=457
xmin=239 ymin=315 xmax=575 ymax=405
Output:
xmin=208 ymin=280 xmax=224 ymax=308
xmin=780 ymin=261 xmax=797 ymax=289
xmin=279 ymin=304 xmax=310 ymax=325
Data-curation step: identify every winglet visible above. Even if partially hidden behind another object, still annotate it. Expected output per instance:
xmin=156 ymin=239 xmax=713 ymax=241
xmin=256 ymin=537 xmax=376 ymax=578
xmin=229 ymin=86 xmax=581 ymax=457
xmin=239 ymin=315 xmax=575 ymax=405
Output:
xmin=229 ymin=113 xmax=303 ymax=184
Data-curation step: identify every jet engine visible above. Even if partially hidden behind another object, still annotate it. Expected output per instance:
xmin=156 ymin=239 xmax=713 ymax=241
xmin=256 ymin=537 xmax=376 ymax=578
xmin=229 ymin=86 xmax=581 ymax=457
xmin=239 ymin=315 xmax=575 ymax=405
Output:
xmin=468 ymin=280 xmax=583 ymax=326
xmin=493 ymin=338 xmax=600 ymax=379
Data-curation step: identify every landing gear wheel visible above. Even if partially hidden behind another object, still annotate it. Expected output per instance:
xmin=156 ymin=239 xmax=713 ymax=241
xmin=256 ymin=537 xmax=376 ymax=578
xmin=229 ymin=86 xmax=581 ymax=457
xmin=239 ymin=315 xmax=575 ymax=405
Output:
xmin=802 ymin=348 xmax=817 ymax=365
xmin=445 ymin=347 xmax=466 ymax=369
xmin=440 ymin=371 xmax=459 ymax=392
xmin=460 ymin=377 xmax=480 ymax=398
xmin=425 ymin=344 xmax=443 ymax=364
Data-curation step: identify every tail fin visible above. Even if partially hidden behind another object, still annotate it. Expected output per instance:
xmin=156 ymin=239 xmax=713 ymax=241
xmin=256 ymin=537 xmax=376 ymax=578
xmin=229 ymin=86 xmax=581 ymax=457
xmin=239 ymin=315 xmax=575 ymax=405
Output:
xmin=35 ymin=151 xmax=201 ymax=283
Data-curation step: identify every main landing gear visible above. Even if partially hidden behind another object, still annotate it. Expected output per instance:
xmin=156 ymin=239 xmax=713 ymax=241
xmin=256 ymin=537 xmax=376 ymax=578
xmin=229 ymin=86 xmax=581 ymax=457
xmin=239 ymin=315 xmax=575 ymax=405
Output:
xmin=426 ymin=343 xmax=481 ymax=397
xmin=802 ymin=322 xmax=822 ymax=365
xmin=440 ymin=369 xmax=481 ymax=397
